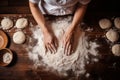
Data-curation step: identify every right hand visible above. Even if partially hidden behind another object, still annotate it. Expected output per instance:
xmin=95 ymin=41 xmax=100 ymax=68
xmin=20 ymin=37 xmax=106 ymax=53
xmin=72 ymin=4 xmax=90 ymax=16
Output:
xmin=43 ymin=31 xmax=58 ymax=53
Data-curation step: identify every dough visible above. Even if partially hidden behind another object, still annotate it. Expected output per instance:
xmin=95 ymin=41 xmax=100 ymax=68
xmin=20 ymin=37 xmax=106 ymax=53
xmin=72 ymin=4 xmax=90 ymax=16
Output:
xmin=15 ymin=18 xmax=28 ymax=29
xmin=112 ymin=44 xmax=120 ymax=56
xmin=106 ymin=29 xmax=119 ymax=42
xmin=99 ymin=18 xmax=112 ymax=29
xmin=13 ymin=31 xmax=26 ymax=44
xmin=114 ymin=17 xmax=120 ymax=29
xmin=1 ymin=18 xmax=13 ymax=30
xmin=3 ymin=52 xmax=12 ymax=63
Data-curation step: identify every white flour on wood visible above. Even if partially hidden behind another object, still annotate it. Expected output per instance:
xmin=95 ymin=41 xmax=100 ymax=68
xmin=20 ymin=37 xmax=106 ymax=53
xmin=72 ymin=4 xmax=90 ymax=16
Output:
xmin=26 ymin=16 xmax=99 ymax=77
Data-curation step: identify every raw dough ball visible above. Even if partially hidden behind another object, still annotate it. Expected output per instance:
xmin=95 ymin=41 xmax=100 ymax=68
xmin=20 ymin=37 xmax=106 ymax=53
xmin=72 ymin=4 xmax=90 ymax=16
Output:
xmin=112 ymin=44 xmax=120 ymax=56
xmin=114 ymin=17 xmax=120 ymax=29
xmin=3 ymin=52 xmax=12 ymax=63
xmin=106 ymin=29 xmax=119 ymax=42
xmin=15 ymin=18 xmax=28 ymax=29
xmin=13 ymin=31 xmax=26 ymax=44
xmin=1 ymin=18 xmax=13 ymax=29
xmin=99 ymin=18 xmax=112 ymax=29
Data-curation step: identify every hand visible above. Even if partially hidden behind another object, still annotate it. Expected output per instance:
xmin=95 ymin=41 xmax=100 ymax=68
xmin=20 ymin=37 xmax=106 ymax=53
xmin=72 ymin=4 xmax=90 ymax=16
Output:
xmin=43 ymin=31 xmax=57 ymax=53
xmin=62 ymin=28 xmax=74 ymax=56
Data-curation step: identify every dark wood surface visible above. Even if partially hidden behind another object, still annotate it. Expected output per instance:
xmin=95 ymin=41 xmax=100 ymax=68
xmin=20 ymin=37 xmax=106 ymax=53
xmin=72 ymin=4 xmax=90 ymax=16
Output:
xmin=0 ymin=13 xmax=120 ymax=80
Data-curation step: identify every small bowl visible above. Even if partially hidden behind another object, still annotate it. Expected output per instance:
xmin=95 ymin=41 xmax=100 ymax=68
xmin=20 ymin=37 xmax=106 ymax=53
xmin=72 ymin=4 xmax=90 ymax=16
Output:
xmin=0 ymin=30 xmax=8 ymax=49
xmin=0 ymin=48 xmax=13 ymax=66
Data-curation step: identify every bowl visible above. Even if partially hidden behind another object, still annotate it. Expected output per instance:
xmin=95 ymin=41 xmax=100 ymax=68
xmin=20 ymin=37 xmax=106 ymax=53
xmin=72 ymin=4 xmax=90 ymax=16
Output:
xmin=0 ymin=30 xmax=8 ymax=49
xmin=0 ymin=48 xmax=13 ymax=66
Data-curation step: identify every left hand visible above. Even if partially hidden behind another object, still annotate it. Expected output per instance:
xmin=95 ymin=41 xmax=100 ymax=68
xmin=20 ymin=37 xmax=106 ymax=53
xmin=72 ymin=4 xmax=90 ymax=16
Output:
xmin=62 ymin=27 xmax=74 ymax=56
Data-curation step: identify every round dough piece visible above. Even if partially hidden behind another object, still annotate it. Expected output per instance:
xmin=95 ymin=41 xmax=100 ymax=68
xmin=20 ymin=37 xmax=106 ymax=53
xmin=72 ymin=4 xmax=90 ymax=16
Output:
xmin=99 ymin=18 xmax=112 ymax=29
xmin=15 ymin=18 xmax=28 ymax=29
xmin=106 ymin=29 xmax=119 ymax=42
xmin=114 ymin=17 xmax=120 ymax=29
xmin=13 ymin=31 xmax=26 ymax=44
xmin=1 ymin=18 xmax=13 ymax=30
xmin=3 ymin=52 xmax=12 ymax=64
xmin=112 ymin=44 xmax=120 ymax=56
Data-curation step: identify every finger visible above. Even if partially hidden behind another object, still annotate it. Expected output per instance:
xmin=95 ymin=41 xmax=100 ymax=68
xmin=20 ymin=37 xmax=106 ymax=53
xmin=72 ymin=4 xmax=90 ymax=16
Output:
xmin=48 ymin=43 xmax=56 ymax=54
xmin=47 ymin=44 xmax=53 ymax=54
xmin=53 ymin=39 xmax=58 ymax=52
xmin=64 ymin=41 xmax=70 ymax=55
xmin=63 ymin=40 xmax=67 ymax=49
xmin=45 ymin=45 xmax=48 ymax=53
xmin=71 ymin=39 xmax=74 ymax=53
xmin=67 ymin=44 xmax=71 ymax=56
xmin=50 ymin=43 xmax=56 ymax=53
xmin=54 ymin=39 xmax=58 ymax=49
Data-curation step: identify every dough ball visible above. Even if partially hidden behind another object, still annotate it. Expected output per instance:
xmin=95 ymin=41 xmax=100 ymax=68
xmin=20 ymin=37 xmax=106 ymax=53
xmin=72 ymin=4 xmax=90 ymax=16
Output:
xmin=15 ymin=18 xmax=28 ymax=29
xmin=3 ymin=52 xmax=12 ymax=64
xmin=106 ymin=29 xmax=119 ymax=42
xmin=1 ymin=18 xmax=13 ymax=29
xmin=99 ymin=18 xmax=112 ymax=29
xmin=112 ymin=44 xmax=120 ymax=56
xmin=114 ymin=17 xmax=120 ymax=29
xmin=13 ymin=31 xmax=26 ymax=44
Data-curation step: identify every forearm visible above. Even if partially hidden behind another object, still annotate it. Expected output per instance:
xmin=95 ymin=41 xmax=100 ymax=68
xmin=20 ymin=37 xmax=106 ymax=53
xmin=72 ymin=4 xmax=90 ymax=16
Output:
xmin=70 ymin=4 xmax=87 ymax=31
xmin=29 ymin=2 xmax=48 ymax=33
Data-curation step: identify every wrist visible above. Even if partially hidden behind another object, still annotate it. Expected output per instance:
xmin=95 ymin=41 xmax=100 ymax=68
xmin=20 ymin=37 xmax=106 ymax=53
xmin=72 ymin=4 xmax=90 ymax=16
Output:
xmin=43 ymin=29 xmax=49 ymax=35
xmin=39 ymin=24 xmax=48 ymax=34
xmin=68 ymin=25 xmax=75 ymax=33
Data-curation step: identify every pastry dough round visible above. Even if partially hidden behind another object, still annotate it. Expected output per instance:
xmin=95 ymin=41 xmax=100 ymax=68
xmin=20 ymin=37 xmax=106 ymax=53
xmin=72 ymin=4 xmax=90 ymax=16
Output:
xmin=106 ymin=29 xmax=119 ymax=42
xmin=112 ymin=44 xmax=120 ymax=56
xmin=15 ymin=18 xmax=28 ymax=29
xmin=13 ymin=31 xmax=26 ymax=44
xmin=1 ymin=18 xmax=13 ymax=30
xmin=114 ymin=17 xmax=120 ymax=29
xmin=99 ymin=18 xmax=112 ymax=29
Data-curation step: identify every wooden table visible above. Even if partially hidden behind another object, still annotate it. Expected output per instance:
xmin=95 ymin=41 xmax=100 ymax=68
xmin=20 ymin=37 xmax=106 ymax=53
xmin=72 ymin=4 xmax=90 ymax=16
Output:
xmin=0 ymin=14 xmax=120 ymax=80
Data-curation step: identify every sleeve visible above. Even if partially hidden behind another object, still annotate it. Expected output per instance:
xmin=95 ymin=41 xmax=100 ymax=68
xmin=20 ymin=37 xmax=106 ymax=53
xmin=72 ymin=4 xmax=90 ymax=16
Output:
xmin=29 ymin=0 xmax=40 ymax=3
xmin=78 ymin=0 xmax=91 ymax=5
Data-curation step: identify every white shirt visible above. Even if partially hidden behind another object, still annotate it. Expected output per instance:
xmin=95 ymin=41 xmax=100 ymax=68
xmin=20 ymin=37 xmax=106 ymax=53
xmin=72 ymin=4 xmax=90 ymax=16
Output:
xmin=29 ymin=0 xmax=91 ymax=16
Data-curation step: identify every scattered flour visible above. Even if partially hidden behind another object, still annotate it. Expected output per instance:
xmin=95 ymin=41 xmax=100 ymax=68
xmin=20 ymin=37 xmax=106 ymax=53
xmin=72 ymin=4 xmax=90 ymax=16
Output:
xmin=26 ymin=16 xmax=99 ymax=78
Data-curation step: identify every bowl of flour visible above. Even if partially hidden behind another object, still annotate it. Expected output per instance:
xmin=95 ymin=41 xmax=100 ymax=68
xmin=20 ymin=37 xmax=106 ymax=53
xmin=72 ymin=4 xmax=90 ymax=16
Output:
xmin=0 ymin=48 xmax=13 ymax=66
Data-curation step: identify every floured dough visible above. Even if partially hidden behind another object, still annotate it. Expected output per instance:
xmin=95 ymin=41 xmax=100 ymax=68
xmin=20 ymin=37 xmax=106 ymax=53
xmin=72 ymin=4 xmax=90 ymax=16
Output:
xmin=15 ymin=18 xmax=28 ymax=29
xmin=106 ymin=29 xmax=119 ymax=42
xmin=13 ymin=31 xmax=26 ymax=44
xmin=3 ymin=52 xmax=12 ymax=64
xmin=1 ymin=18 xmax=13 ymax=30
xmin=112 ymin=44 xmax=120 ymax=56
xmin=99 ymin=18 xmax=112 ymax=29
xmin=114 ymin=17 xmax=120 ymax=29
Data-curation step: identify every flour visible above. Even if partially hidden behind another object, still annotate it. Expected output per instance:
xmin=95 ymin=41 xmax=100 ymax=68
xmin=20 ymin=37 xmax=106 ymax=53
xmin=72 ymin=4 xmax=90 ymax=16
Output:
xmin=26 ymin=16 xmax=99 ymax=78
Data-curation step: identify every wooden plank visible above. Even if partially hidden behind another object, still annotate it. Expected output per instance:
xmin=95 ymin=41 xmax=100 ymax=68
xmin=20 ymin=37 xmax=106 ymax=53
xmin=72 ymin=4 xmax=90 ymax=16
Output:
xmin=8 ymin=0 xmax=28 ymax=6
xmin=0 ymin=0 xmax=8 ymax=6
xmin=0 ymin=7 xmax=30 ymax=14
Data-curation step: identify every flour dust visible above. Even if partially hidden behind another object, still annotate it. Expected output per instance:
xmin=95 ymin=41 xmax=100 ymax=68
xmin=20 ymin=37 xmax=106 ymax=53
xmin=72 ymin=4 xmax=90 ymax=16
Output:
xmin=26 ymin=16 xmax=99 ymax=78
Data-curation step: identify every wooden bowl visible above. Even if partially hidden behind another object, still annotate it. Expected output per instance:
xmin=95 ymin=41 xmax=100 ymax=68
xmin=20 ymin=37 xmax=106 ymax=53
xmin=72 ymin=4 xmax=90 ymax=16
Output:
xmin=0 ymin=30 xmax=8 ymax=49
xmin=0 ymin=48 xmax=13 ymax=66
